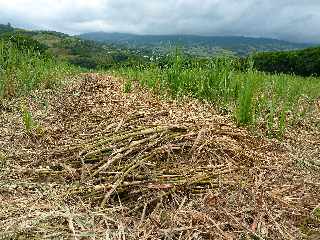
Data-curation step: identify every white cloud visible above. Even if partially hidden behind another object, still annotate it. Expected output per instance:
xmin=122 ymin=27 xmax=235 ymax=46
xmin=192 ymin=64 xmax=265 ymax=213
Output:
xmin=0 ymin=0 xmax=319 ymax=42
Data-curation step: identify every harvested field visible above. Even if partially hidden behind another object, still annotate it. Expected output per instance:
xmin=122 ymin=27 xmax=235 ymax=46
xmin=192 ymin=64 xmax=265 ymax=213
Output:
xmin=0 ymin=74 xmax=319 ymax=239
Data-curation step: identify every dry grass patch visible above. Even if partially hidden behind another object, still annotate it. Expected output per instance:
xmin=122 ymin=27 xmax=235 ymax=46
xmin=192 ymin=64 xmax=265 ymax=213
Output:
xmin=0 ymin=74 xmax=319 ymax=239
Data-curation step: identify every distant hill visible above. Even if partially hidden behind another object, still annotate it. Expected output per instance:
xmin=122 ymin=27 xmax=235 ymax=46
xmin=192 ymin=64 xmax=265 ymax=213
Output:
xmin=78 ymin=32 xmax=312 ymax=56
xmin=0 ymin=25 xmax=147 ymax=69
xmin=0 ymin=23 xmax=14 ymax=34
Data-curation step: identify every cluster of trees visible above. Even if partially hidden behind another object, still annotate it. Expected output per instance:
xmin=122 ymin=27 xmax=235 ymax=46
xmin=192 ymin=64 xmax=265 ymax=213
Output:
xmin=252 ymin=47 xmax=320 ymax=76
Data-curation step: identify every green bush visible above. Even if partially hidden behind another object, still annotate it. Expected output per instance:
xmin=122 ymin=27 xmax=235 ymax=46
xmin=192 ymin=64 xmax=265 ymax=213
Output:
xmin=252 ymin=47 xmax=320 ymax=76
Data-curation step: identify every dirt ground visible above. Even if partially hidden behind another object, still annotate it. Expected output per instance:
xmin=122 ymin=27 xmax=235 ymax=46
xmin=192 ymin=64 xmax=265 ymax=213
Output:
xmin=0 ymin=74 xmax=319 ymax=239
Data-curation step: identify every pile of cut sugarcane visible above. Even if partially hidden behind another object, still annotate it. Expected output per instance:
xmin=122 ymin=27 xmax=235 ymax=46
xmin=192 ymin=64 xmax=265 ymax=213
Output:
xmin=47 ymin=115 xmax=260 ymax=210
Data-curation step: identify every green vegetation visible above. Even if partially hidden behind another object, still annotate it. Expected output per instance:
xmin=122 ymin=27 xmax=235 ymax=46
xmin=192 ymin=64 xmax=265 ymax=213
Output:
xmin=0 ymin=34 xmax=76 ymax=99
xmin=1 ymin=32 xmax=48 ymax=54
xmin=115 ymin=52 xmax=320 ymax=137
xmin=253 ymin=47 xmax=320 ymax=76
xmin=123 ymin=78 xmax=133 ymax=93
xmin=20 ymin=102 xmax=36 ymax=132
xmin=314 ymin=208 xmax=320 ymax=220
xmin=1 ymin=24 xmax=319 ymax=138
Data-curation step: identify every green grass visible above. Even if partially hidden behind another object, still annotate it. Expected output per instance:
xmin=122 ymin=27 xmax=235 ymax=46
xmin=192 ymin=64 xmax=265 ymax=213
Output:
xmin=20 ymin=102 xmax=35 ymax=132
xmin=123 ymin=79 xmax=133 ymax=93
xmin=0 ymin=40 xmax=77 ymax=99
xmin=114 ymin=53 xmax=320 ymax=137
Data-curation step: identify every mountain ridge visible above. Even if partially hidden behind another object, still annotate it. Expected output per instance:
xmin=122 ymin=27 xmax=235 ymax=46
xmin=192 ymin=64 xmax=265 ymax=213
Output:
xmin=79 ymin=31 xmax=306 ymax=44
xmin=78 ymin=31 xmax=313 ymax=56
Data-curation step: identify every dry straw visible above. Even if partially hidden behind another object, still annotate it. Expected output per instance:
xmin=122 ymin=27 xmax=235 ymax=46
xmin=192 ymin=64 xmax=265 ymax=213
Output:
xmin=0 ymin=74 xmax=319 ymax=239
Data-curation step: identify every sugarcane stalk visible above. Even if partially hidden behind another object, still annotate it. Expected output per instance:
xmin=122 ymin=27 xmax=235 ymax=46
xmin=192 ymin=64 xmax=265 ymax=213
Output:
xmin=100 ymin=149 xmax=161 ymax=207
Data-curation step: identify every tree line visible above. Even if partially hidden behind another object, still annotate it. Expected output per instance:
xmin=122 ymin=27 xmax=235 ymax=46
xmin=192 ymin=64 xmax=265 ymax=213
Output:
xmin=252 ymin=47 xmax=320 ymax=77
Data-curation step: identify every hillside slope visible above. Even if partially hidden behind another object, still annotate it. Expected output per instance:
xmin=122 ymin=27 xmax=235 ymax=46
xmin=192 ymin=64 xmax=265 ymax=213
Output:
xmin=1 ymin=74 xmax=319 ymax=239
xmin=0 ymin=25 xmax=145 ymax=69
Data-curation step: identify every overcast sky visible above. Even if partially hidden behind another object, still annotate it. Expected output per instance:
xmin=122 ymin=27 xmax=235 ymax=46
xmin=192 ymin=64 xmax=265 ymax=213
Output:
xmin=0 ymin=0 xmax=319 ymax=43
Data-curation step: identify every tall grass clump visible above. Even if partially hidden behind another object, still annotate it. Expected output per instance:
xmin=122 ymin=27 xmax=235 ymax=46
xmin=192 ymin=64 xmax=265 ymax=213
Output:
xmin=236 ymin=77 xmax=255 ymax=125
xmin=0 ymin=39 xmax=77 ymax=99
xmin=114 ymin=51 xmax=320 ymax=137
xmin=20 ymin=102 xmax=36 ymax=133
